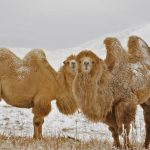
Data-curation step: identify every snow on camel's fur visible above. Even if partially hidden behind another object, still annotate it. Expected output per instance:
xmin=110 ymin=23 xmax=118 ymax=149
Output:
xmin=0 ymin=48 xmax=76 ymax=139
xmin=73 ymin=37 xmax=150 ymax=149
xmin=104 ymin=36 xmax=150 ymax=149
xmin=128 ymin=35 xmax=150 ymax=149
xmin=56 ymin=55 xmax=78 ymax=115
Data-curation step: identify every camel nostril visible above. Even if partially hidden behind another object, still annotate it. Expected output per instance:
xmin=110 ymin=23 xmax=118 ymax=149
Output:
xmin=71 ymin=62 xmax=76 ymax=68
xmin=84 ymin=61 xmax=89 ymax=66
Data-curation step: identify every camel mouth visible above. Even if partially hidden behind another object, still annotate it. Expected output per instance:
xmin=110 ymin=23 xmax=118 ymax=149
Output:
xmin=83 ymin=66 xmax=90 ymax=73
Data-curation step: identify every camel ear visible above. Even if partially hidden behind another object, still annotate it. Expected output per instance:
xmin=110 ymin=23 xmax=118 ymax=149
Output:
xmin=63 ymin=60 xmax=66 ymax=64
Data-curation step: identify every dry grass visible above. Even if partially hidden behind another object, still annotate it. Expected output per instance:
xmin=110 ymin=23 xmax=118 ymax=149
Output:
xmin=0 ymin=135 xmax=147 ymax=150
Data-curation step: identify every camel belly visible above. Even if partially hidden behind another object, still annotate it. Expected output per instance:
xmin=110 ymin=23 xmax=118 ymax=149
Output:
xmin=1 ymin=78 xmax=35 ymax=108
xmin=2 ymin=94 xmax=33 ymax=108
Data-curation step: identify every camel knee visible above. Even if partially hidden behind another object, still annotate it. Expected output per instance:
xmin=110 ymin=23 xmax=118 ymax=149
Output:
xmin=33 ymin=116 xmax=44 ymax=127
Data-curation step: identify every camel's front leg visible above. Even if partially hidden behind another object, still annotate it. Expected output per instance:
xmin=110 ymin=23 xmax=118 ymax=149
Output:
xmin=109 ymin=126 xmax=121 ymax=149
xmin=32 ymin=97 xmax=51 ymax=139
xmin=33 ymin=115 xmax=44 ymax=139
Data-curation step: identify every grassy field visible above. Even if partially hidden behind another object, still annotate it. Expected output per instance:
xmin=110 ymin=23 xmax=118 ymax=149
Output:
xmin=0 ymin=135 xmax=146 ymax=150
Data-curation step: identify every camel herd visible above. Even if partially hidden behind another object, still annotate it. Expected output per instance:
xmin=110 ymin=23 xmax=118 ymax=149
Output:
xmin=0 ymin=35 xmax=150 ymax=149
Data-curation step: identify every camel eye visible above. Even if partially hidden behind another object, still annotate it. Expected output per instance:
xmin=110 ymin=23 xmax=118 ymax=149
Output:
xmin=79 ymin=60 xmax=81 ymax=64
xmin=92 ymin=61 xmax=95 ymax=64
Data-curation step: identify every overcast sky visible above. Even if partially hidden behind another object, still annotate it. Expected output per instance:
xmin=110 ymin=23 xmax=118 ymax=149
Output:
xmin=0 ymin=0 xmax=150 ymax=50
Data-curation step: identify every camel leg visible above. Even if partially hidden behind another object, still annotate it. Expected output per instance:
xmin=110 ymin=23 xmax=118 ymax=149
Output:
xmin=33 ymin=114 xmax=44 ymax=139
xmin=32 ymin=97 xmax=51 ymax=139
xmin=114 ymin=99 xmax=137 ymax=149
xmin=109 ymin=126 xmax=121 ymax=149
xmin=145 ymin=124 xmax=150 ymax=149
xmin=141 ymin=102 xmax=150 ymax=149
xmin=0 ymin=82 xmax=1 ymax=101
xmin=124 ymin=124 xmax=132 ymax=149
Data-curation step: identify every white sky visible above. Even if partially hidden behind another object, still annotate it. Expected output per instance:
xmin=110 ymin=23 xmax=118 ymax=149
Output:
xmin=0 ymin=0 xmax=150 ymax=50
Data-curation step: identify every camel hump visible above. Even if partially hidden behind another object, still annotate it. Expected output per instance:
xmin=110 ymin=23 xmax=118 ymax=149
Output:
xmin=0 ymin=48 xmax=18 ymax=61
xmin=128 ymin=36 xmax=150 ymax=59
xmin=24 ymin=49 xmax=46 ymax=61
xmin=104 ymin=37 xmax=126 ymax=71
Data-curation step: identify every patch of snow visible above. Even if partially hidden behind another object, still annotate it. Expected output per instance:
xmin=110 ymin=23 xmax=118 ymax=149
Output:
xmin=16 ymin=66 xmax=30 ymax=74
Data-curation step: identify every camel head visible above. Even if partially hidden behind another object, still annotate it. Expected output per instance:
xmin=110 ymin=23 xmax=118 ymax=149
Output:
xmin=128 ymin=36 xmax=150 ymax=58
xmin=76 ymin=50 xmax=104 ymax=78
xmin=63 ymin=55 xmax=77 ymax=76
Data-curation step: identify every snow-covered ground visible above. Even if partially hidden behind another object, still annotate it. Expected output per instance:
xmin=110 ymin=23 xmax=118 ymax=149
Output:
xmin=1 ymin=23 xmax=150 ymax=143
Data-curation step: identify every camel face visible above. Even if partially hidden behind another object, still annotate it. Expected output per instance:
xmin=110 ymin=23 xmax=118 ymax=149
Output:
xmin=80 ymin=57 xmax=93 ymax=73
xmin=68 ymin=59 xmax=77 ymax=74
xmin=63 ymin=55 xmax=77 ymax=75
xmin=76 ymin=50 xmax=102 ymax=76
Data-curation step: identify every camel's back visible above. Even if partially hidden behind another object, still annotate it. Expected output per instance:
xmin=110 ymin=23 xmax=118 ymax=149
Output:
xmin=23 ymin=49 xmax=59 ymax=97
xmin=24 ymin=49 xmax=57 ymax=75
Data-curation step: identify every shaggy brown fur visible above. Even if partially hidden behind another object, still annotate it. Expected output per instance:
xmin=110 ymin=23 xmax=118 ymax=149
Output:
xmin=56 ymin=55 xmax=78 ymax=115
xmin=0 ymin=48 xmax=75 ymax=139
xmin=73 ymin=50 xmax=114 ymax=123
xmin=105 ymin=36 xmax=150 ymax=149
xmin=128 ymin=36 xmax=150 ymax=149
xmin=72 ymin=49 xmax=136 ymax=148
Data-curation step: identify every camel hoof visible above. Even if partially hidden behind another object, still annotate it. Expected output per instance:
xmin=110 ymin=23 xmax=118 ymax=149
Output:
xmin=124 ymin=143 xmax=133 ymax=150
xmin=112 ymin=142 xmax=122 ymax=150
xmin=143 ymin=142 xmax=149 ymax=149
xmin=33 ymin=135 xmax=43 ymax=140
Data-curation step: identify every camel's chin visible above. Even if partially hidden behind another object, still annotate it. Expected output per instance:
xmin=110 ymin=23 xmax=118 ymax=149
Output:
xmin=82 ymin=70 xmax=90 ymax=73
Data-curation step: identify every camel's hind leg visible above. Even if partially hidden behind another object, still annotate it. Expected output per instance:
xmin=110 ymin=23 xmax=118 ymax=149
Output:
xmin=0 ymin=82 xmax=1 ymax=101
xmin=115 ymin=99 xmax=137 ymax=149
xmin=141 ymin=102 xmax=150 ymax=149
xmin=123 ymin=124 xmax=132 ymax=149
xmin=32 ymin=97 xmax=51 ymax=139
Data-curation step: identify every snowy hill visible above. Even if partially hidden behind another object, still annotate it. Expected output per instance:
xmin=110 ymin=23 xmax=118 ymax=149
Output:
xmin=1 ymin=23 xmax=150 ymax=143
